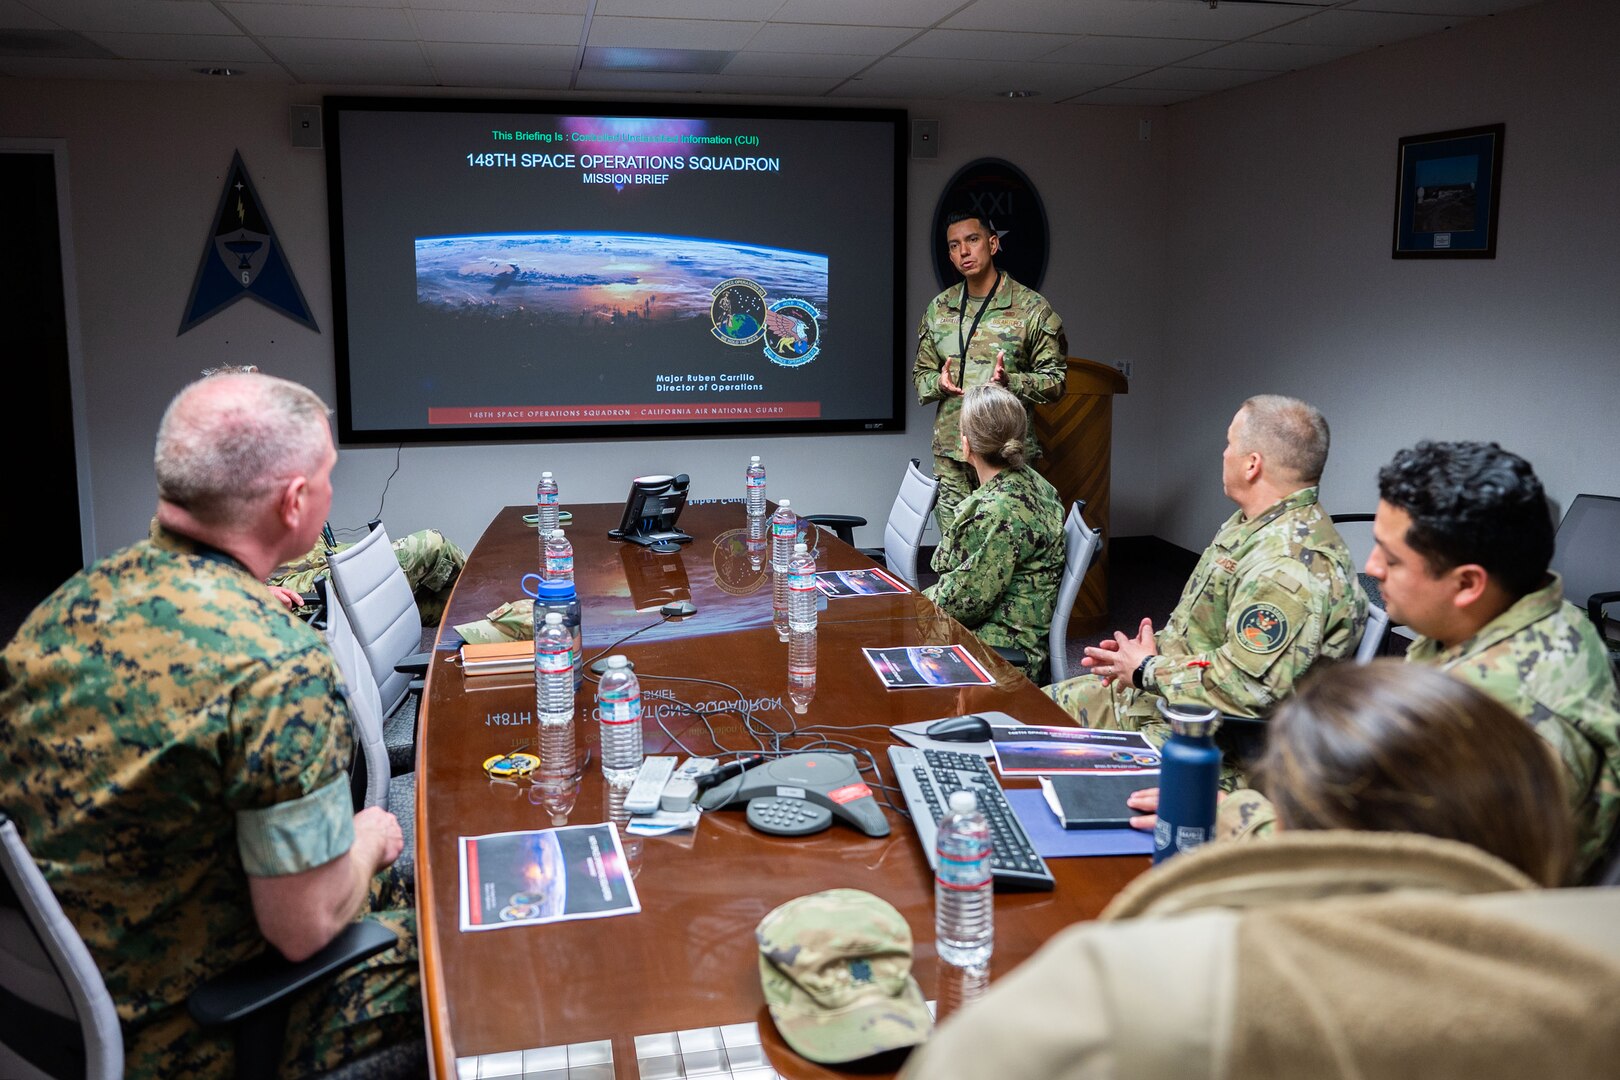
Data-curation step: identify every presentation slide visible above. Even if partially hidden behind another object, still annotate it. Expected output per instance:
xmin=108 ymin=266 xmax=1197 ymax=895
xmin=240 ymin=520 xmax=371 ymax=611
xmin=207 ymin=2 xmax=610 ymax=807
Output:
xmin=325 ymin=99 xmax=905 ymax=443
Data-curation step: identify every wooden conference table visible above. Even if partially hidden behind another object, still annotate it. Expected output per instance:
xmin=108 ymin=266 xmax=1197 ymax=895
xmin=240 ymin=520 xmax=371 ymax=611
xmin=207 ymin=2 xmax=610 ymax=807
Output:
xmin=415 ymin=502 xmax=1149 ymax=1078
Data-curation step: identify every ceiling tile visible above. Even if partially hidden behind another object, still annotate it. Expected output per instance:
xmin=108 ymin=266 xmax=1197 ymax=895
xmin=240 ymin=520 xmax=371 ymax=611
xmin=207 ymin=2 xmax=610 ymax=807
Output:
xmin=23 ymin=0 xmax=238 ymax=34
xmin=1253 ymin=9 xmax=1467 ymax=46
xmin=288 ymin=60 xmax=435 ymax=85
xmin=586 ymin=15 xmax=761 ymax=50
xmin=410 ymin=10 xmax=583 ymax=46
xmin=1068 ymin=85 xmax=1199 ymax=106
xmin=1341 ymin=0 xmax=1537 ymax=13
xmin=223 ymin=3 xmax=417 ymax=41
xmin=262 ymin=35 xmax=425 ymax=65
xmin=723 ymin=50 xmax=869 ymax=78
xmin=696 ymin=72 xmax=844 ymax=96
xmin=402 ymin=0 xmax=586 ymax=10
xmin=895 ymin=28 xmax=1080 ymax=62
xmin=573 ymin=68 xmax=716 ymax=92
xmin=749 ymin=22 xmax=915 ymax=54
xmin=82 ymin=32 xmax=270 ymax=62
xmin=0 ymin=55 xmax=138 ymax=78
xmin=1042 ymin=35 xmax=1217 ymax=67
xmin=855 ymin=54 xmax=1134 ymax=99
xmin=425 ymin=40 xmax=576 ymax=75
xmin=944 ymin=0 xmax=1314 ymax=40
xmin=1187 ymin=40 xmax=1361 ymax=71
xmin=1118 ymin=65 xmax=1278 ymax=92
xmin=773 ymin=0 xmax=967 ymax=28
xmin=596 ymin=0 xmax=781 ymax=17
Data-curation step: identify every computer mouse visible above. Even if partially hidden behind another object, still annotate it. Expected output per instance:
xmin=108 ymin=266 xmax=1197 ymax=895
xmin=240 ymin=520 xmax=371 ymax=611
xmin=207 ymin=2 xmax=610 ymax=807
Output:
xmin=661 ymin=600 xmax=697 ymax=617
xmin=926 ymin=714 xmax=993 ymax=743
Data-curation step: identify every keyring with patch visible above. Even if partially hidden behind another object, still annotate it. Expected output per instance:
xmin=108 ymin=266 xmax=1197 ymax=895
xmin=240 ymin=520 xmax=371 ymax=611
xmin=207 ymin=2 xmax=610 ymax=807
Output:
xmin=483 ymin=751 xmax=540 ymax=779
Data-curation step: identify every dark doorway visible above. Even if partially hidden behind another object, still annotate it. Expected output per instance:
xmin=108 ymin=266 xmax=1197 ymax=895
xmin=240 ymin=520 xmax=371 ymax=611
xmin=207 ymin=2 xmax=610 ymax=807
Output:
xmin=1 ymin=150 xmax=83 ymax=638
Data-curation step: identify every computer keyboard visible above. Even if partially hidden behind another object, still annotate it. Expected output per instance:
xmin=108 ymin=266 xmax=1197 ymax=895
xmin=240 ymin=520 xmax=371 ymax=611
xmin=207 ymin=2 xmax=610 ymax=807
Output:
xmin=888 ymin=745 xmax=1054 ymax=892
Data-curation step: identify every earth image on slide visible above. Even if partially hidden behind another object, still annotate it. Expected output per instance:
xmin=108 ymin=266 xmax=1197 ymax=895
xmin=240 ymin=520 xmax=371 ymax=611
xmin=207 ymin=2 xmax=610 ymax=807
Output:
xmin=414 ymin=231 xmax=827 ymax=330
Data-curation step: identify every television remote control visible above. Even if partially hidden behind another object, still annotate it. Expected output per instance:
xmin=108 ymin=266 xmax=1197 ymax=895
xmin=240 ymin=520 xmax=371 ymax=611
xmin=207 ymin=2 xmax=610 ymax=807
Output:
xmin=624 ymin=756 xmax=678 ymax=815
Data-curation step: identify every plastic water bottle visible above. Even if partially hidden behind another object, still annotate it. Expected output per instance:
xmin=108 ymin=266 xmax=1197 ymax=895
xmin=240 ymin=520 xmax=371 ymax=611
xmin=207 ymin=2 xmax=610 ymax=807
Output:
xmin=1152 ymin=701 xmax=1222 ymax=865
xmin=533 ymin=579 xmax=583 ymax=689
xmin=770 ymin=500 xmax=799 ymax=638
xmin=787 ymin=541 xmax=817 ymax=632
xmin=788 ymin=629 xmax=816 ymax=713
xmin=544 ymin=528 xmax=574 ymax=583
xmin=769 ymin=499 xmax=799 ymax=571
xmin=534 ymin=612 xmax=577 ymax=783
xmin=746 ymin=514 xmax=767 ymax=573
xmin=935 ymin=790 xmax=993 ymax=968
xmin=746 ymin=456 xmax=767 ymax=519
xmin=597 ymin=655 xmax=644 ymax=786
xmin=536 ymin=472 xmax=560 ymax=534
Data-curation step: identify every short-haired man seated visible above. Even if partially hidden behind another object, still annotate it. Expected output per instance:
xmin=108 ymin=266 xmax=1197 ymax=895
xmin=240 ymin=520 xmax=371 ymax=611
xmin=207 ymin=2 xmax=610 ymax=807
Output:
xmin=0 ymin=373 xmax=420 ymax=1078
xmin=1045 ymin=394 xmax=1366 ymax=743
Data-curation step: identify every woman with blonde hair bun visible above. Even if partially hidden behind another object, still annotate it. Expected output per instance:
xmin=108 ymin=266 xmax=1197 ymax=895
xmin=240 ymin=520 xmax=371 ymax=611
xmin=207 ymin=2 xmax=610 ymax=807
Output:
xmin=923 ymin=384 xmax=1065 ymax=675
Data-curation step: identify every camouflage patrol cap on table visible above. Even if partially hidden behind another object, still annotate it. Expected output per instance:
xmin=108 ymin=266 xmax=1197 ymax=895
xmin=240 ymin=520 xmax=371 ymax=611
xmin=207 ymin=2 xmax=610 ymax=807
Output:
xmin=756 ymin=888 xmax=932 ymax=1064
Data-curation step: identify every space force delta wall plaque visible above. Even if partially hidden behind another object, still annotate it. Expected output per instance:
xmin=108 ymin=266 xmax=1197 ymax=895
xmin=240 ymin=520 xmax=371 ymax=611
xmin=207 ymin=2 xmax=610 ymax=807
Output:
xmin=180 ymin=151 xmax=317 ymax=335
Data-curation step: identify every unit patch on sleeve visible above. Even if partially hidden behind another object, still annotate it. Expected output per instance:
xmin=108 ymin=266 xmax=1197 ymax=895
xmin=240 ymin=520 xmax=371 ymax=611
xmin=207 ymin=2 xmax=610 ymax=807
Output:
xmin=1235 ymin=603 xmax=1289 ymax=654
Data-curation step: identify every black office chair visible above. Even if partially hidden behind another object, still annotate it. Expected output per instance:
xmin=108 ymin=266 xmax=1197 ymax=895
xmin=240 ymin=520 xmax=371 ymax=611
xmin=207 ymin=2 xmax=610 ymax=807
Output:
xmin=1 ymin=810 xmax=401 ymax=1080
xmin=1331 ymin=512 xmax=1397 ymax=657
xmin=1549 ymin=493 xmax=1620 ymax=669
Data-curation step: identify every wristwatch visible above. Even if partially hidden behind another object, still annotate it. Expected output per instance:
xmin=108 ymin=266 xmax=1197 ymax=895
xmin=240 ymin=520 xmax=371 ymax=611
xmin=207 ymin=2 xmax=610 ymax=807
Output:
xmin=1132 ymin=656 xmax=1155 ymax=691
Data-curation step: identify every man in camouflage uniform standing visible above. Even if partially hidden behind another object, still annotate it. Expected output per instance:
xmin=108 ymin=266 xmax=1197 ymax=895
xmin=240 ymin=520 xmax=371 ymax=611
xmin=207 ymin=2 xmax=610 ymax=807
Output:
xmin=1364 ymin=441 xmax=1620 ymax=880
xmin=1046 ymin=395 xmax=1366 ymax=745
xmin=912 ymin=211 xmax=1066 ymax=536
xmin=0 ymin=373 xmax=419 ymax=1078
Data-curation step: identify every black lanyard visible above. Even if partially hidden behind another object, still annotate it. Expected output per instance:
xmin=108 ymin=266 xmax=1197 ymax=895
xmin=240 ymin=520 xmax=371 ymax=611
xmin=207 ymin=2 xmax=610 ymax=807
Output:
xmin=956 ymin=271 xmax=1003 ymax=381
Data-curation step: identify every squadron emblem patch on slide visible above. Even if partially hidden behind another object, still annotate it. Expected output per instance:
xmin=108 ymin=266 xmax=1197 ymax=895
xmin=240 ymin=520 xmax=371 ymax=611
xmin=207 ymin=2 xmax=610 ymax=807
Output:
xmin=710 ymin=278 xmax=767 ymax=345
xmin=1235 ymin=603 xmax=1289 ymax=654
xmin=763 ymin=299 xmax=820 ymax=367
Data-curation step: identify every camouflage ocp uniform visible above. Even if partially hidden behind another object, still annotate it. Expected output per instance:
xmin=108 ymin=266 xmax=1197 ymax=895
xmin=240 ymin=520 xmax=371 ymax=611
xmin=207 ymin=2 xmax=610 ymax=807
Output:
xmin=270 ymin=527 xmax=465 ymax=624
xmin=924 ymin=464 xmax=1065 ymax=675
xmin=912 ymin=273 xmax=1066 ymax=534
xmin=1407 ymin=573 xmax=1620 ymax=881
xmin=1045 ymin=487 xmax=1366 ymax=746
xmin=0 ymin=521 xmax=420 ymax=1079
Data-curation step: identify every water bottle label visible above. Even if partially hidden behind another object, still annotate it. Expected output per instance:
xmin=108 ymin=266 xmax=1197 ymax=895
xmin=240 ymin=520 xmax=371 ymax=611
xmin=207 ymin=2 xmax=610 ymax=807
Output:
xmin=747 ymin=476 xmax=765 ymax=489
xmin=538 ymin=491 xmax=558 ymax=505
xmin=601 ymin=697 xmax=641 ymax=724
xmin=772 ymin=521 xmax=796 ymax=539
xmin=546 ymin=553 xmax=574 ymax=577
xmin=935 ymin=844 xmax=992 ymax=888
xmin=788 ymin=570 xmax=814 ymax=592
xmin=536 ymin=645 xmax=571 ymax=674
xmin=1175 ymin=825 xmax=1208 ymax=853
xmin=1154 ymin=818 xmax=1171 ymax=851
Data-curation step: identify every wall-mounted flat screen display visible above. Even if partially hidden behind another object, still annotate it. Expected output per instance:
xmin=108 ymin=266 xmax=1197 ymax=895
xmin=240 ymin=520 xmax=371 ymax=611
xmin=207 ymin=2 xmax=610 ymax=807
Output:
xmin=324 ymin=97 xmax=906 ymax=444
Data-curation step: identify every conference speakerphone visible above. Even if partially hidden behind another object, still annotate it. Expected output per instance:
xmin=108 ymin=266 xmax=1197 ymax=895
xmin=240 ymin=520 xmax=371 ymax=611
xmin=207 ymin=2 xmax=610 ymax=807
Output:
xmin=696 ymin=752 xmax=889 ymax=838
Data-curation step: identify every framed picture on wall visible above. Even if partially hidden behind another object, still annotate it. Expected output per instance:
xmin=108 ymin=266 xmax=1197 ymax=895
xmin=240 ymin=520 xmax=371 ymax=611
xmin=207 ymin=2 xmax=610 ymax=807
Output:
xmin=1391 ymin=123 xmax=1504 ymax=258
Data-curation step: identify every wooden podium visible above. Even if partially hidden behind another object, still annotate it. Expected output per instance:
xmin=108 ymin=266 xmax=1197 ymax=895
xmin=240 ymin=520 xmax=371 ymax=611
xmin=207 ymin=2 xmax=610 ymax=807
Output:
xmin=1034 ymin=357 xmax=1129 ymax=638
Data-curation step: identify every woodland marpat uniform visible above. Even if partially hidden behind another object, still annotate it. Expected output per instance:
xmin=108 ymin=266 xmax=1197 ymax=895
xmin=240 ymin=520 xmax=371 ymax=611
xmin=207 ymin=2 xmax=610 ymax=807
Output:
xmin=0 ymin=522 xmax=417 ymax=1078
xmin=270 ymin=526 xmax=466 ymax=624
xmin=1046 ymin=487 xmax=1366 ymax=744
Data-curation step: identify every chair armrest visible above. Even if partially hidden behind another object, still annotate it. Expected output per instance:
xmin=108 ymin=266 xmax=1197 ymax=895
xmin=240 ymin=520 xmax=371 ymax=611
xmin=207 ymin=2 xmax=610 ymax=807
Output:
xmin=802 ymin=514 xmax=867 ymax=545
xmin=393 ymin=652 xmax=432 ymax=677
xmin=1586 ymin=590 xmax=1620 ymax=634
xmin=188 ymin=920 xmax=398 ymax=1027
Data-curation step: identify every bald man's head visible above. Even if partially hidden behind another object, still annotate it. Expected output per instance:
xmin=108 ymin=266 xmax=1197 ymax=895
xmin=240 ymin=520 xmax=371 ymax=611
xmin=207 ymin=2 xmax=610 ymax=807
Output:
xmin=155 ymin=373 xmax=332 ymax=526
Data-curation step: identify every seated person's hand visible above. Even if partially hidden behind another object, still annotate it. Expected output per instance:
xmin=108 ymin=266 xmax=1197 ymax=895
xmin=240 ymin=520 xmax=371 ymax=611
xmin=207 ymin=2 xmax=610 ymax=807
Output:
xmin=267 ymin=584 xmax=304 ymax=610
xmin=353 ymin=805 xmax=405 ymax=872
xmin=1124 ymin=786 xmax=1227 ymax=834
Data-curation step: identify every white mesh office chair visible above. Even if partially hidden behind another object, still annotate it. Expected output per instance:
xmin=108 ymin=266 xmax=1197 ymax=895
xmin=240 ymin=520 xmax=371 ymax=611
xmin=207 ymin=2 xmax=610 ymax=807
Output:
xmin=326 ymin=525 xmax=428 ymax=773
xmin=0 ymin=813 xmax=122 ymax=1080
xmin=805 ymin=458 xmax=941 ymax=591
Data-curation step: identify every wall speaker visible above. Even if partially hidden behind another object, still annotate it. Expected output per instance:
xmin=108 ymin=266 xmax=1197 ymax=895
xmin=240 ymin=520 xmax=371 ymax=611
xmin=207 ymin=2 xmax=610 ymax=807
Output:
xmin=289 ymin=105 xmax=321 ymax=149
xmin=911 ymin=119 xmax=939 ymax=160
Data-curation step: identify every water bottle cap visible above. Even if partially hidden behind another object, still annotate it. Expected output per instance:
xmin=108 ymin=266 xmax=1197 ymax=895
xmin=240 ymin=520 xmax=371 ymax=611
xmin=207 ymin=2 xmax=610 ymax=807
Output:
xmin=948 ymin=790 xmax=977 ymax=815
xmin=605 ymin=654 xmax=628 ymax=669
xmin=543 ymin=612 xmax=563 ymax=625
xmin=541 ymin=471 xmax=553 ymax=478
xmin=779 ymin=498 xmax=791 ymax=508
xmin=550 ymin=529 xmax=566 ymax=539
xmin=750 ymin=455 xmax=760 ymax=463
xmin=793 ymin=542 xmax=807 ymax=553
xmin=1155 ymin=699 xmax=1221 ymax=737
xmin=533 ymin=580 xmax=577 ymax=601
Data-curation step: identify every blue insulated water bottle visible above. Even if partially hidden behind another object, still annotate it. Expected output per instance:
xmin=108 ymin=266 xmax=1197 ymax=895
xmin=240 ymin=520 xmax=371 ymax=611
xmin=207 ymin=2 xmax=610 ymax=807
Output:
xmin=1152 ymin=701 xmax=1222 ymax=865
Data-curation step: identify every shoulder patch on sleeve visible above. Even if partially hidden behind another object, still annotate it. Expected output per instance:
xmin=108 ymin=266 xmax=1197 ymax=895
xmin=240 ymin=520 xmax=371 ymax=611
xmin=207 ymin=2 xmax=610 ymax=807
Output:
xmin=1235 ymin=603 xmax=1290 ymax=655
